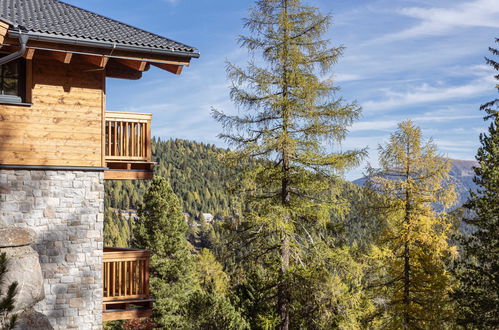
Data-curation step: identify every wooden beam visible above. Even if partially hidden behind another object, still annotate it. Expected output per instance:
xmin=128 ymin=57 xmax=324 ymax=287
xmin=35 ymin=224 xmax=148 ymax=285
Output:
xmin=24 ymin=48 xmax=36 ymax=60
xmin=104 ymin=170 xmax=153 ymax=180
xmin=81 ymin=54 xmax=109 ymax=68
xmin=50 ymin=51 xmax=73 ymax=64
xmin=0 ymin=21 xmax=9 ymax=45
xmin=106 ymin=60 xmax=142 ymax=80
xmin=115 ymin=59 xmax=148 ymax=72
xmin=102 ymin=308 xmax=152 ymax=322
xmin=152 ymin=63 xmax=183 ymax=75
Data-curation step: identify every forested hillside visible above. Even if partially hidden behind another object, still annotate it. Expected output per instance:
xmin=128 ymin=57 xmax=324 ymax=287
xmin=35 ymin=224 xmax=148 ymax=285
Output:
xmin=107 ymin=139 xmax=476 ymax=220
xmin=104 ymin=138 xmax=370 ymax=248
xmin=105 ymin=138 xmax=242 ymax=219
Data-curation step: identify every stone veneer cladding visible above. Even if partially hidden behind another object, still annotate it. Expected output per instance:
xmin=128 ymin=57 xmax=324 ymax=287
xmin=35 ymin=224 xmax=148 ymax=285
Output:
xmin=0 ymin=169 xmax=104 ymax=330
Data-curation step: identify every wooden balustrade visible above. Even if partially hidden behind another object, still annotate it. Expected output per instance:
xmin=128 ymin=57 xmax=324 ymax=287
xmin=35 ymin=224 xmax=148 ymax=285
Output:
xmin=103 ymin=247 xmax=151 ymax=302
xmin=103 ymin=111 xmax=154 ymax=180
xmin=104 ymin=111 xmax=152 ymax=162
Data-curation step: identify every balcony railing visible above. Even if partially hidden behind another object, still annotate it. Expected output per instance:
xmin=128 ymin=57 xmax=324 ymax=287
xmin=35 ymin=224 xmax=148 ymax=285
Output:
xmin=102 ymin=247 xmax=153 ymax=321
xmin=104 ymin=111 xmax=154 ymax=180
xmin=105 ymin=111 xmax=152 ymax=162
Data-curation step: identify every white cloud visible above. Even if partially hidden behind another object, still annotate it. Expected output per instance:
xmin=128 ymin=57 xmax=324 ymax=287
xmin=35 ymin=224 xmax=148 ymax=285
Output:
xmin=350 ymin=120 xmax=398 ymax=132
xmin=433 ymin=138 xmax=478 ymax=153
xmin=332 ymin=73 xmax=362 ymax=82
xmin=362 ymin=72 xmax=495 ymax=112
xmin=381 ymin=0 xmax=499 ymax=42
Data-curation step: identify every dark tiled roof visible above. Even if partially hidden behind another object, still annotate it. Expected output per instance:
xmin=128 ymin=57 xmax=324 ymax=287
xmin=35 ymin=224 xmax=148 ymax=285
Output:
xmin=0 ymin=0 xmax=199 ymax=57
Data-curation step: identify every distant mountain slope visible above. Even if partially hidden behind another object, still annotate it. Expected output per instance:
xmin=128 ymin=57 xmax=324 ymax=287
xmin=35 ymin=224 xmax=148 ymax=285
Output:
xmin=450 ymin=159 xmax=478 ymax=205
xmin=352 ymin=159 xmax=478 ymax=206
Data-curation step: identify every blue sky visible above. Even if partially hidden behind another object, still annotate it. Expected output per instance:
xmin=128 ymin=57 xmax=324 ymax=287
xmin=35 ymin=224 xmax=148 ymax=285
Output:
xmin=67 ymin=0 xmax=499 ymax=180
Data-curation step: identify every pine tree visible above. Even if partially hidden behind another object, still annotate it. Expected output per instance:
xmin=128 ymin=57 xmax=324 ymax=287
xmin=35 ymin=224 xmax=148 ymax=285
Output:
xmin=365 ymin=121 xmax=457 ymax=329
xmin=0 ymin=253 xmax=18 ymax=330
xmin=213 ymin=1 xmax=365 ymax=328
xmin=455 ymin=38 xmax=499 ymax=329
xmin=133 ymin=177 xmax=197 ymax=328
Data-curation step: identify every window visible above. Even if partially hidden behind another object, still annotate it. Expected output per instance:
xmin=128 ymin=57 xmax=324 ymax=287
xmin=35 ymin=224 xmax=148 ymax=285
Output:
xmin=0 ymin=58 xmax=25 ymax=104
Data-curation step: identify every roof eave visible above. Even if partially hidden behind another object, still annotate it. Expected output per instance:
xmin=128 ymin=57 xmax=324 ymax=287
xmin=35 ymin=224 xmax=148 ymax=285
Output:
xmin=8 ymin=30 xmax=201 ymax=59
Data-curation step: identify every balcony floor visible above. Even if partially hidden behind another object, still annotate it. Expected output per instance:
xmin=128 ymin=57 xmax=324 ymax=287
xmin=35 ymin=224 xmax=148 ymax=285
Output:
xmin=104 ymin=161 xmax=155 ymax=180
xmin=103 ymin=298 xmax=154 ymax=322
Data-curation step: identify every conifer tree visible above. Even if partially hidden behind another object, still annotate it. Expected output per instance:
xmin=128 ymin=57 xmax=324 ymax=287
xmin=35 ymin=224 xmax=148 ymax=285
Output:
xmin=213 ymin=1 xmax=364 ymax=328
xmin=365 ymin=121 xmax=457 ymax=329
xmin=133 ymin=177 xmax=197 ymax=328
xmin=187 ymin=249 xmax=249 ymax=330
xmin=0 ymin=253 xmax=17 ymax=330
xmin=455 ymin=39 xmax=499 ymax=329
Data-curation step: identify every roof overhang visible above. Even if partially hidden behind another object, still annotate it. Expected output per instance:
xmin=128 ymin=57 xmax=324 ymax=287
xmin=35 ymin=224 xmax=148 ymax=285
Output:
xmin=1 ymin=28 xmax=198 ymax=79
xmin=8 ymin=30 xmax=200 ymax=59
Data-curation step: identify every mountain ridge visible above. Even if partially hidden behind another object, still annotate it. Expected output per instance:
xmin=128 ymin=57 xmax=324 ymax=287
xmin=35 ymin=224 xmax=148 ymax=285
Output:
xmin=352 ymin=159 xmax=478 ymax=206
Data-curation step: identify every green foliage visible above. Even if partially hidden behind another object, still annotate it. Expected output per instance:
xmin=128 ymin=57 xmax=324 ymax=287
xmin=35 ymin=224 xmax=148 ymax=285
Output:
xmin=130 ymin=177 xmax=246 ymax=329
xmin=213 ymin=0 xmax=367 ymax=328
xmin=187 ymin=249 xmax=249 ymax=330
xmin=287 ymin=242 xmax=372 ymax=329
xmin=365 ymin=121 xmax=458 ymax=329
xmin=104 ymin=138 xmax=245 ymax=249
xmin=133 ymin=176 xmax=197 ymax=328
xmin=0 ymin=253 xmax=18 ymax=330
xmin=455 ymin=39 xmax=499 ymax=329
xmin=105 ymin=138 xmax=242 ymax=220
xmin=103 ymin=208 xmax=133 ymax=247
xmin=102 ymin=320 xmax=123 ymax=330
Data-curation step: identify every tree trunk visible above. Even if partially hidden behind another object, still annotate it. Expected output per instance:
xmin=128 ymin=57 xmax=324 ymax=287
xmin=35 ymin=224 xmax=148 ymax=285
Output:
xmin=278 ymin=233 xmax=290 ymax=330
xmin=403 ymin=241 xmax=410 ymax=330
xmin=278 ymin=141 xmax=290 ymax=330
xmin=403 ymin=156 xmax=411 ymax=330
xmin=278 ymin=1 xmax=290 ymax=329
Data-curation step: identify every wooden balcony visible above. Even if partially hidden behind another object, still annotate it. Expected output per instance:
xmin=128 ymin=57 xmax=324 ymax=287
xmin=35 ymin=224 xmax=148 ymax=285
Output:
xmin=104 ymin=111 xmax=154 ymax=180
xmin=102 ymin=247 xmax=154 ymax=322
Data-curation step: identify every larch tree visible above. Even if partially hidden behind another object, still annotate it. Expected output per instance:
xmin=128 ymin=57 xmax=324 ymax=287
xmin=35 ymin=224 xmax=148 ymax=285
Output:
xmin=213 ymin=0 xmax=365 ymax=328
xmin=187 ymin=249 xmax=249 ymax=330
xmin=133 ymin=176 xmax=197 ymax=328
xmin=365 ymin=121 xmax=458 ymax=329
xmin=455 ymin=38 xmax=499 ymax=329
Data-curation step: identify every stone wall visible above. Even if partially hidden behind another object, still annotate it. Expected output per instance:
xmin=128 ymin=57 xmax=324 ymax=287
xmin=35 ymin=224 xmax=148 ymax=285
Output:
xmin=0 ymin=169 xmax=104 ymax=330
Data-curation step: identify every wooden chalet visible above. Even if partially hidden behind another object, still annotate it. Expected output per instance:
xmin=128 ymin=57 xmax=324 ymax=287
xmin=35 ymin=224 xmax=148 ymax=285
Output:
xmin=0 ymin=0 xmax=199 ymax=327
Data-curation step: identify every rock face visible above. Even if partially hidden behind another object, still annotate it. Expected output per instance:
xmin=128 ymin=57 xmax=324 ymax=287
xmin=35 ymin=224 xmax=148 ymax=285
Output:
xmin=0 ymin=227 xmax=37 ymax=247
xmin=0 ymin=227 xmax=52 ymax=329
xmin=1 ymin=245 xmax=44 ymax=312
xmin=13 ymin=310 xmax=54 ymax=330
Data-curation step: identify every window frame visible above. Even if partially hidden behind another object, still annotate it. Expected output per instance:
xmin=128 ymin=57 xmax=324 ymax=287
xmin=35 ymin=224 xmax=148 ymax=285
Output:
xmin=0 ymin=56 xmax=30 ymax=106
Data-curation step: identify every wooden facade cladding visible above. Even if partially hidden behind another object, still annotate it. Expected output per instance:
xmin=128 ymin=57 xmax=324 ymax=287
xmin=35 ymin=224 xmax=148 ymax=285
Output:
xmin=0 ymin=56 xmax=104 ymax=167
